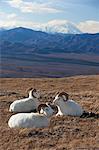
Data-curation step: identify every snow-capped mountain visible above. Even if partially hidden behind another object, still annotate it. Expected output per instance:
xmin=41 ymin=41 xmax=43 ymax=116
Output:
xmin=0 ymin=20 xmax=82 ymax=34
xmin=43 ymin=20 xmax=82 ymax=34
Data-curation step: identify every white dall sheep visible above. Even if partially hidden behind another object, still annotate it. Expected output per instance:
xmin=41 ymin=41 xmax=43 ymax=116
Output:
xmin=9 ymin=88 xmax=40 ymax=112
xmin=53 ymin=92 xmax=84 ymax=116
xmin=8 ymin=103 xmax=54 ymax=128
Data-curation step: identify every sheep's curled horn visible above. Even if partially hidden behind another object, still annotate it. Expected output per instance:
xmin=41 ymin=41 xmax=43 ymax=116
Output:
xmin=58 ymin=92 xmax=69 ymax=101
xmin=27 ymin=88 xmax=37 ymax=98
xmin=33 ymin=88 xmax=37 ymax=92
xmin=32 ymin=89 xmax=37 ymax=98
xmin=27 ymin=88 xmax=36 ymax=92
xmin=38 ymin=104 xmax=48 ymax=113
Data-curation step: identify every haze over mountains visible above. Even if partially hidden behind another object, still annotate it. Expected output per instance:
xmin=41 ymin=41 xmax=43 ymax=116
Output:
xmin=0 ymin=26 xmax=99 ymax=77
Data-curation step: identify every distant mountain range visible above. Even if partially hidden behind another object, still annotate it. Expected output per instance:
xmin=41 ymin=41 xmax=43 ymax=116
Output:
xmin=0 ymin=27 xmax=99 ymax=77
xmin=0 ymin=27 xmax=99 ymax=55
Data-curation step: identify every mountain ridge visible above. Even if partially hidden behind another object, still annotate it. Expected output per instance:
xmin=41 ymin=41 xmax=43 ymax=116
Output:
xmin=1 ymin=27 xmax=99 ymax=54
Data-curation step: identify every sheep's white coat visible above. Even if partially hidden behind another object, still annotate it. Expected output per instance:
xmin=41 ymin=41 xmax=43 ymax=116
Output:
xmin=53 ymin=95 xmax=83 ymax=116
xmin=8 ymin=104 xmax=54 ymax=128
xmin=8 ymin=113 xmax=49 ymax=128
xmin=9 ymin=89 xmax=40 ymax=112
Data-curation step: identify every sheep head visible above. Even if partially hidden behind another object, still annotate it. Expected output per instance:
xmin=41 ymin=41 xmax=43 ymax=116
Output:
xmin=38 ymin=103 xmax=54 ymax=117
xmin=27 ymin=88 xmax=40 ymax=99
xmin=53 ymin=92 xmax=69 ymax=105
xmin=47 ymin=102 xmax=58 ymax=115
xmin=58 ymin=92 xmax=69 ymax=101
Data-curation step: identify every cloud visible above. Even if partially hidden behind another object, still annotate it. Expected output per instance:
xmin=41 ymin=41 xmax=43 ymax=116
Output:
xmin=6 ymin=0 xmax=61 ymax=13
xmin=0 ymin=12 xmax=17 ymax=19
xmin=0 ymin=12 xmax=18 ymax=28
xmin=77 ymin=20 xmax=99 ymax=33
xmin=46 ymin=20 xmax=69 ymax=26
xmin=0 ymin=12 xmax=41 ymax=29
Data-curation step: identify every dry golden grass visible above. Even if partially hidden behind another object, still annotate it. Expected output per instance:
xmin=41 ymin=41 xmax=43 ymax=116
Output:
xmin=0 ymin=75 xmax=99 ymax=150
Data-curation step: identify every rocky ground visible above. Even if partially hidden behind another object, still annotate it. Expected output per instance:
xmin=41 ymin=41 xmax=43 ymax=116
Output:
xmin=0 ymin=75 xmax=99 ymax=150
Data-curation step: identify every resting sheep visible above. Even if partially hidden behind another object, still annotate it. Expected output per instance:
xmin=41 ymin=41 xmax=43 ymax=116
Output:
xmin=53 ymin=92 xmax=84 ymax=116
xmin=8 ymin=103 xmax=54 ymax=128
xmin=9 ymin=88 xmax=40 ymax=112
xmin=53 ymin=92 xmax=99 ymax=118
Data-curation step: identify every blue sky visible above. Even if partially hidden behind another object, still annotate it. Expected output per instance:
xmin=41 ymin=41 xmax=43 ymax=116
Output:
xmin=0 ymin=0 xmax=99 ymax=33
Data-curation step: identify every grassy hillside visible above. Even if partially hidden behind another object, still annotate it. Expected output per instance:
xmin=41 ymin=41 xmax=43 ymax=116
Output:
xmin=0 ymin=75 xmax=99 ymax=150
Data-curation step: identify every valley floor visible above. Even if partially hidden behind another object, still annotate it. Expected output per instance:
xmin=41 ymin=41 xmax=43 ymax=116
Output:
xmin=1 ymin=53 xmax=99 ymax=77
